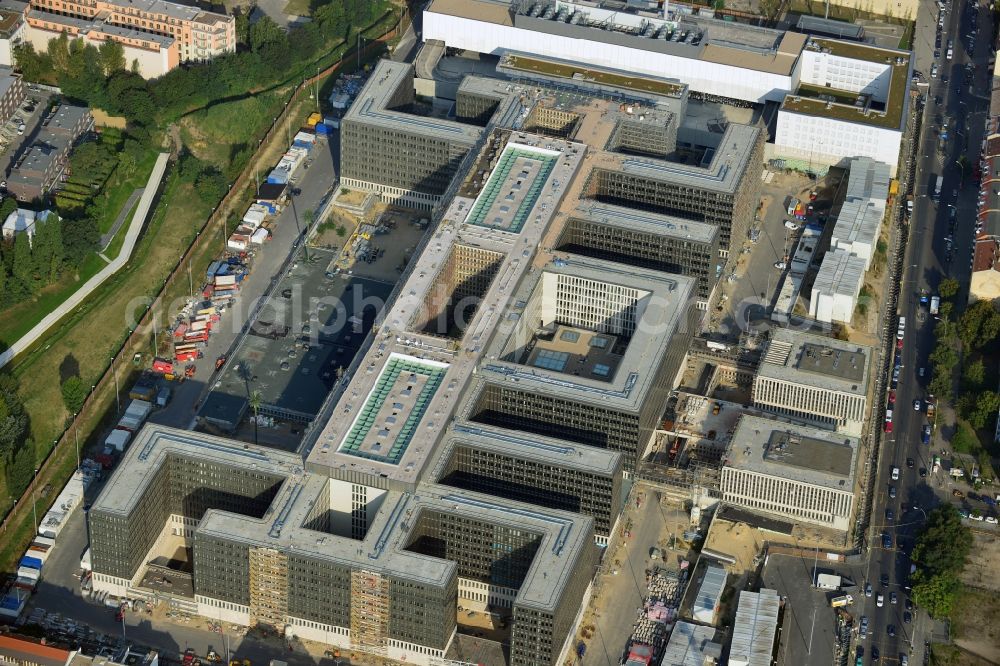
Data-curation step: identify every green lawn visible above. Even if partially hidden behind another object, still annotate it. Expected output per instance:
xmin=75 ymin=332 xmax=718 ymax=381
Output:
xmin=93 ymin=149 xmax=159 ymax=235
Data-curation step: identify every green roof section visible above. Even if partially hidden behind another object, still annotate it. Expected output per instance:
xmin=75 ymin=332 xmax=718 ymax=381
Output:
xmin=466 ymin=145 xmax=557 ymax=233
xmin=339 ymin=356 xmax=447 ymax=465
xmin=782 ymin=39 xmax=911 ymax=130
xmin=502 ymin=54 xmax=687 ymax=98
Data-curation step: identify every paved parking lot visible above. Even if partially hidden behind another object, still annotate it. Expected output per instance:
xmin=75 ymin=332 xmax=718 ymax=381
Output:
xmin=762 ymin=553 xmax=867 ymax=666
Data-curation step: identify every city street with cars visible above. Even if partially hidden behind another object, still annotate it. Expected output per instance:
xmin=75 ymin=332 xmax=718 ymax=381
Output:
xmin=860 ymin=0 xmax=994 ymax=662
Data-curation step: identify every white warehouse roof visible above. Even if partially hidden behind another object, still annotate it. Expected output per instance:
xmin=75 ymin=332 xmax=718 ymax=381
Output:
xmin=692 ymin=564 xmax=728 ymax=625
xmin=729 ymin=588 xmax=781 ymax=666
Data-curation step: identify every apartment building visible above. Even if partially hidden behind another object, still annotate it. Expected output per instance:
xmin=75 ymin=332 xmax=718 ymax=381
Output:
xmin=752 ymin=328 xmax=871 ymax=437
xmin=721 ymin=415 xmax=858 ymax=531
xmin=969 ymin=71 xmax=1000 ymax=301
xmin=0 ymin=65 xmax=24 ymax=125
xmin=0 ymin=8 xmax=25 ymax=67
xmin=7 ymin=103 xmax=92 ymax=201
xmin=23 ymin=0 xmax=234 ymax=78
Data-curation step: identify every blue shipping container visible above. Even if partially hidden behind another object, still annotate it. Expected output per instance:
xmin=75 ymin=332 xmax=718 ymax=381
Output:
xmin=315 ymin=123 xmax=330 ymax=135
xmin=19 ymin=556 xmax=42 ymax=570
xmin=206 ymin=260 xmax=222 ymax=280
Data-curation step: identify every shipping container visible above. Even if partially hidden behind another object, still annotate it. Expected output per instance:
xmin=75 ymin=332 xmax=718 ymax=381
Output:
xmin=19 ymin=555 xmax=42 ymax=570
xmin=105 ymin=428 xmax=131 ymax=452
xmin=251 ymin=228 xmax=269 ymax=244
xmin=152 ymin=358 xmax=173 ymax=374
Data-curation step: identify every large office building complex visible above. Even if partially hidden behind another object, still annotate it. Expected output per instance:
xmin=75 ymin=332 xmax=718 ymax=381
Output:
xmin=721 ymin=415 xmax=858 ymax=532
xmin=970 ymin=67 xmax=1000 ymax=301
xmin=23 ymin=0 xmax=234 ymax=78
xmin=752 ymin=328 xmax=871 ymax=437
xmin=342 ymin=55 xmax=761 ymax=286
xmin=421 ymin=0 xmax=911 ymax=175
xmin=92 ymin=106 xmax=701 ymax=664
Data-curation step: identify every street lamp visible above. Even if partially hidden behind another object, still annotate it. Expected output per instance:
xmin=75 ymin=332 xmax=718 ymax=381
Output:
xmin=74 ymin=414 xmax=80 ymax=471
xmin=30 ymin=468 xmax=38 ymax=536
xmin=110 ymin=355 xmax=120 ymax=413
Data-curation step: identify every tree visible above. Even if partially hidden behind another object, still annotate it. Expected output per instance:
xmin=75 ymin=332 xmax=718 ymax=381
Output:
xmin=60 ymin=375 xmax=87 ymax=413
xmin=912 ymin=505 xmax=972 ymax=578
xmin=13 ymin=43 xmax=53 ymax=83
xmin=966 ymin=391 xmax=1000 ymax=430
xmin=194 ymin=168 xmax=227 ymax=204
xmin=951 ymin=420 xmax=979 ymax=453
xmin=912 ymin=573 xmax=960 ymax=620
xmin=958 ymin=300 xmax=1000 ymax=351
xmin=250 ymin=16 xmax=287 ymax=52
xmin=5 ymin=438 xmax=36 ymax=497
xmin=11 ymin=232 xmax=33 ymax=293
xmin=0 ymin=374 xmax=28 ymax=458
xmin=939 ymin=278 xmax=960 ymax=300
xmin=249 ymin=389 xmax=262 ymax=446
xmin=97 ymin=41 xmax=126 ymax=76
xmin=758 ymin=0 xmax=780 ymax=19
xmin=963 ymin=358 xmax=985 ymax=388
xmin=235 ymin=9 xmax=251 ymax=45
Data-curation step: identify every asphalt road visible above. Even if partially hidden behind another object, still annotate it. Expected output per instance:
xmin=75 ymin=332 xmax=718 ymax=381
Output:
xmin=861 ymin=0 xmax=993 ymax=662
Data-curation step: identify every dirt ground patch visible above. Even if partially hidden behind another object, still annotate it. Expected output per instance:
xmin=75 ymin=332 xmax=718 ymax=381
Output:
xmin=949 ymin=585 xmax=1000 ymax=664
xmin=933 ymin=642 xmax=1000 ymax=666
xmin=959 ymin=531 xmax=1000 ymax=593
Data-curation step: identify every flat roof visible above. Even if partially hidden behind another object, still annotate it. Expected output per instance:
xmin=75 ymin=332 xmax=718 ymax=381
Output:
xmin=730 ymin=589 xmax=781 ymax=666
xmin=90 ymin=425 xmax=303 ymax=517
xmin=758 ymin=327 xmax=871 ymax=393
xmin=608 ymin=121 xmax=762 ymax=194
xmin=727 ymin=414 xmax=858 ymax=490
xmin=434 ymin=421 xmax=624 ymax=477
xmin=479 ymin=255 xmax=695 ymax=413
xmin=427 ymin=0 xmax=806 ymax=77
xmin=831 ymin=197 xmax=883 ymax=249
xmin=306 ymin=131 xmax=588 ymax=486
xmin=427 ymin=0 xmax=513 ymax=26
xmin=104 ymin=0 xmax=230 ymax=24
xmin=93 ymin=425 xmax=594 ymax=613
xmin=339 ymin=353 xmax=449 ymax=465
xmin=782 ymin=38 xmax=911 ymax=130
xmin=813 ymin=247 xmax=866 ymax=298
xmin=0 ymin=8 xmax=22 ymax=36
xmin=693 ymin=564 xmax=728 ymax=620
xmin=344 ymin=60 xmax=483 ymax=143
xmin=466 ymin=142 xmax=560 ymax=232
xmin=660 ymin=621 xmax=721 ymax=666
xmin=795 ymin=15 xmax=865 ymax=40
xmin=572 ymin=201 xmax=718 ymax=245
xmin=199 ymin=262 xmax=392 ymax=430
xmin=499 ymin=53 xmax=687 ymax=98
xmin=845 ymin=156 xmax=891 ymax=202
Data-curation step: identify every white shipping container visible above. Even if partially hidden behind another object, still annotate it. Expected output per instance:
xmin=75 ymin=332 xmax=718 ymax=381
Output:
xmin=117 ymin=415 xmax=143 ymax=432
xmin=25 ymin=547 xmax=49 ymax=564
xmin=228 ymin=236 xmax=249 ymax=251
xmin=125 ymin=399 xmax=152 ymax=421
xmin=32 ymin=536 xmax=55 ymax=548
xmin=189 ymin=319 xmax=209 ymax=332
xmin=16 ymin=567 xmax=39 ymax=581
xmin=293 ymin=131 xmax=316 ymax=145
xmin=105 ymin=428 xmax=131 ymax=452
xmin=215 ymin=275 xmax=237 ymax=287
xmin=251 ymin=228 xmax=269 ymax=245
